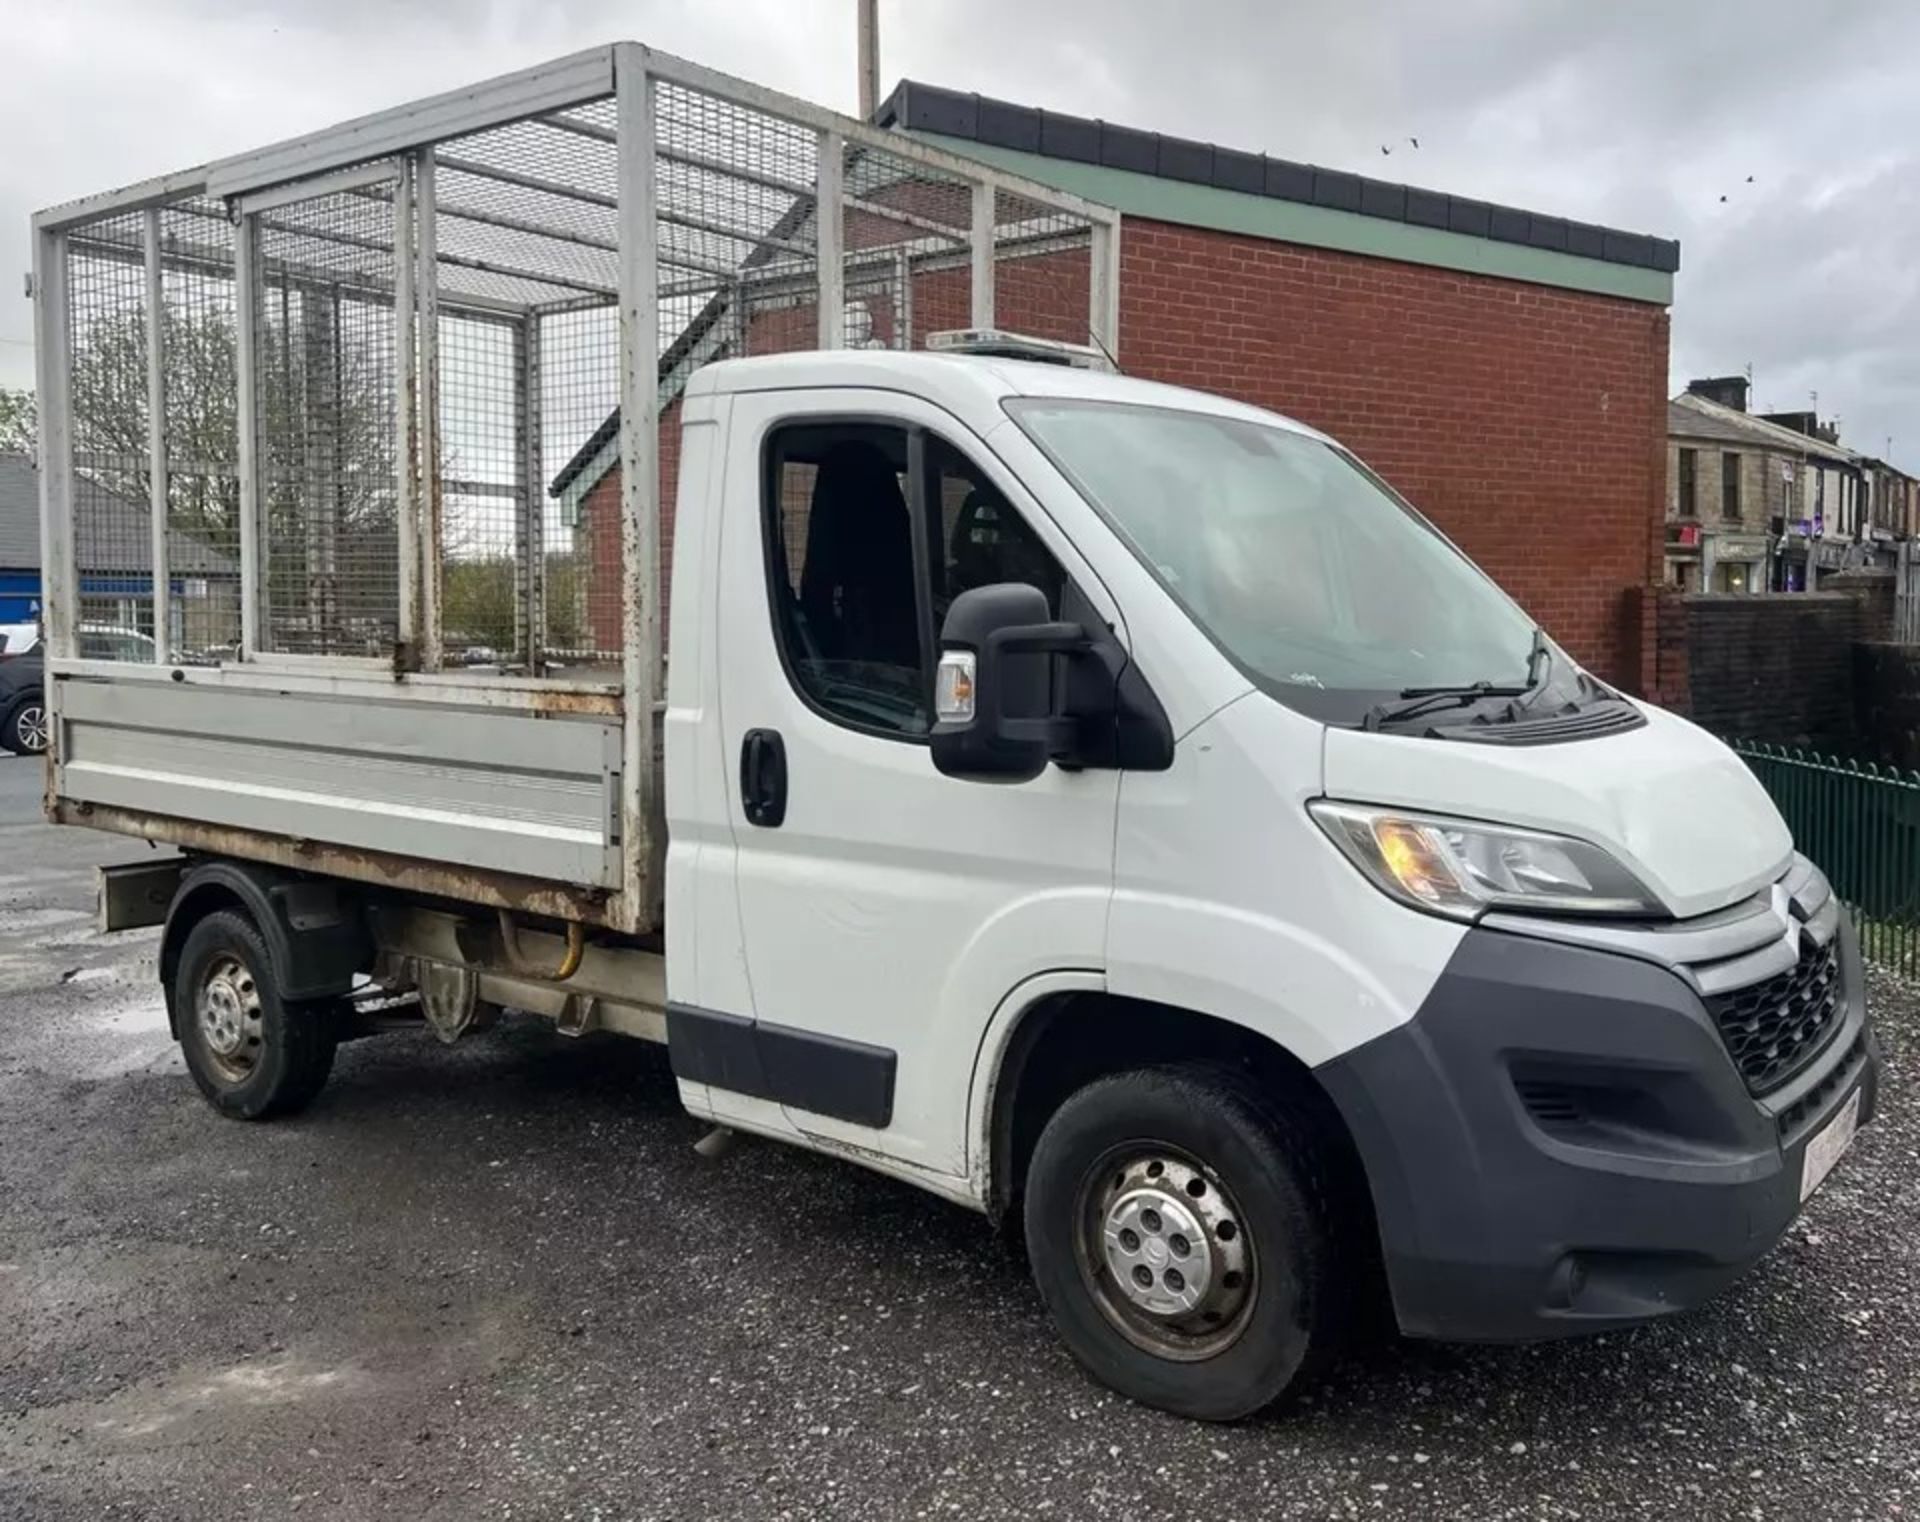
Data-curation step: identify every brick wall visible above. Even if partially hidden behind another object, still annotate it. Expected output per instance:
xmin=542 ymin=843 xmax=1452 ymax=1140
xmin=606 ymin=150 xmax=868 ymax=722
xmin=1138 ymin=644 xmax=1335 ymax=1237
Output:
xmin=1854 ymin=644 xmax=1920 ymax=767
xmin=1114 ymin=218 xmax=1670 ymax=689
xmin=582 ymin=401 xmax=682 ymax=657
xmin=1677 ymin=593 xmax=1869 ymax=746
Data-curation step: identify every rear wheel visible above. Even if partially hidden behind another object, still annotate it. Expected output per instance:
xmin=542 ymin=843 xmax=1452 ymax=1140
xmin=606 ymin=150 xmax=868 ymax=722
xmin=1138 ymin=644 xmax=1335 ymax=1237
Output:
xmin=3 ymin=695 xmax=47 ymax=755
xmin=1023 ymin=1064 xmax=1350 ymax=1421
xmin=174 ymin=909 xmax=337 ymax=1120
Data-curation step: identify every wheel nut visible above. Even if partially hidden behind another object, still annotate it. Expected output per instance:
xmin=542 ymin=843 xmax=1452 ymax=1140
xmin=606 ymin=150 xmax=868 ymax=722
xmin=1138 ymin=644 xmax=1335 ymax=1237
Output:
xmin=1169 ymin=1233 xmax=1190 ymax=1257
xmin=1140 ymin=1208 xmax=1162 ymax=1233
xmin=1119 ymin=1228 xmax=1140 ymax=1252
xmin=1132 ymin=1265 xmax=1153 ymax=1289
xmin=1165 ymin=1267 xmax=1185 ymax=1293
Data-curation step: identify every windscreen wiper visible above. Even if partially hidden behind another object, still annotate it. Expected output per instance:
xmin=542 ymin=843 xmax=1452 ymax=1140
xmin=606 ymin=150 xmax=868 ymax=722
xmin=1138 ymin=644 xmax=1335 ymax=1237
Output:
xmin=1523 ymin=626 xmax=1551 ymax=689
xmin=1363 ymin=681 xmax=1529 ymax=732
xmin=1364 ymin=630 xmax=1549 ymax=732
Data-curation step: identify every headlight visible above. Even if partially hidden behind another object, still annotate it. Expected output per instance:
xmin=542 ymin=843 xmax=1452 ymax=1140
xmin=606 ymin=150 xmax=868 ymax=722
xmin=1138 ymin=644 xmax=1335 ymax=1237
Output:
xmin=1307 ymin=802 xmax=1662 ymax=921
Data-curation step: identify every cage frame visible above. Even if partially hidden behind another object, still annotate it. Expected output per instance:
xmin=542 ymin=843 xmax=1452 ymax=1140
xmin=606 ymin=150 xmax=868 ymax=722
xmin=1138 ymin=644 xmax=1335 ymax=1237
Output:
xmin=31 ymin=42 xmax=1123 ymax=934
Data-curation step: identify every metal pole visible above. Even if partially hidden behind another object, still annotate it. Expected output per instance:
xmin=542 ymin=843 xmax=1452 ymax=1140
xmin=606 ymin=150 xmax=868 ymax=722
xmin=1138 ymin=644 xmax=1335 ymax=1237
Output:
xmin=32 ymin=226 xmax=75 ymax=663
xmin=417 ymin=146 xmax=443 ymax=671
xmin=1089 ymin=217 xmax=1120 ymax=360
xmin=234 ymin=215 xmax=260 ymax=659
xmin=817 ymin=130 xmax=845 ymax=350
xmin=615 ymin=43 xmax=662 ymax=934
xmin=143 ymin=210 xmax=170 ymax=665
xmin=969 ymin=181 xmax=995 ymax=330
xmin=516 ymin=311 xmax=544 ymax=672
xmin=857 ymin=0 xmax=879 ymax=121
xmin=394 ymin=156 xmax=419 ymax=660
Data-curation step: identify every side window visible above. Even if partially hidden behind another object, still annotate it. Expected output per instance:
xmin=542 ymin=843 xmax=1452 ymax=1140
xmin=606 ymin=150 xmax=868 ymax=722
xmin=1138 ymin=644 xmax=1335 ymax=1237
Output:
xmin=764 ymin=423 xmax=928 ymax=736
xmin=927 ymin=435 xmax=1065 ymax=624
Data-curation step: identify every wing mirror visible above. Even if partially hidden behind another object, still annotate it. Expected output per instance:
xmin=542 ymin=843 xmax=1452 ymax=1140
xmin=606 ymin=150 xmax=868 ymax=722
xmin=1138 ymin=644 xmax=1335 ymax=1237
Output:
xmin=930 ymin=584 xmax=1086 ymax=782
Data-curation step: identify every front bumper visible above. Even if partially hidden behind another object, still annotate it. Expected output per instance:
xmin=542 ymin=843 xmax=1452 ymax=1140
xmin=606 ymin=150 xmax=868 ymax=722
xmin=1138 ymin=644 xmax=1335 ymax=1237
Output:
xmin=1316 ymin=906 xmax=1880 ymax=1342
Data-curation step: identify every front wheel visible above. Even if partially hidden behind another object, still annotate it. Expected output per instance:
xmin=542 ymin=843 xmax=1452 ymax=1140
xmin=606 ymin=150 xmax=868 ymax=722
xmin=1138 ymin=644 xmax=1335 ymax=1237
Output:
xmin=174 ymin=909 xmax=337 ymax=1120
xmin=1023 ymin=1064 xmax=1351 ymax=1421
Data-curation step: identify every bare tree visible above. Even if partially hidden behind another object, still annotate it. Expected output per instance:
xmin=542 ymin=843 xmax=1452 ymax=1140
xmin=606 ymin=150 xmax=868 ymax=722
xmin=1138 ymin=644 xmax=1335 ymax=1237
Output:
xmin=0 ymin=389 xmax=34 ymax=456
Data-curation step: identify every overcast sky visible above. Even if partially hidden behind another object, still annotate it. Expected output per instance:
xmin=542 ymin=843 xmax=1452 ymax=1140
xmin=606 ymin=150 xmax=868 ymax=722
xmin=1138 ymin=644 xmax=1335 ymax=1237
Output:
xmin=5 ymin=0 xmax=1917 ymax=465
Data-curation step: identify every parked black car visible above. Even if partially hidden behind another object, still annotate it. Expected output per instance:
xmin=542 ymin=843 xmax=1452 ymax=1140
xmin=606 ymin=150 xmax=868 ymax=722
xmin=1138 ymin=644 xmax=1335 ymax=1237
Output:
xmin=0 ymin=641 xmax=46 ymax=756
xmin=0 ymin=626 xmax=157 ymax=755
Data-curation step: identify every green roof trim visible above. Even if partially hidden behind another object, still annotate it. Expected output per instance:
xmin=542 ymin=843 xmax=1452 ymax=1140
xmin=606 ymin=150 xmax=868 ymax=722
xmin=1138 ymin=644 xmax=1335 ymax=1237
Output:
xmin=911 ymin=131 xmax=1674 ymax=306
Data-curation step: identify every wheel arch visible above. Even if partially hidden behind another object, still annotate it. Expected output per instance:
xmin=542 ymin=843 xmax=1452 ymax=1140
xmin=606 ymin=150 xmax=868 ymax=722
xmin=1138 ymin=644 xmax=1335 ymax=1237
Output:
xmin=159 ymin=859 xmax=371 ymax=1039
xmin=975 ymin=985 xmax=1378 ymax=1243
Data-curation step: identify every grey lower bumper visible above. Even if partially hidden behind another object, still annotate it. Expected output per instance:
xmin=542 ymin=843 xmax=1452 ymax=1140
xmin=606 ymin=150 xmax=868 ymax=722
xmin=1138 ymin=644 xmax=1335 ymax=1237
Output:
xmin=1316 ymin=915 xmax=1879 ymax=1342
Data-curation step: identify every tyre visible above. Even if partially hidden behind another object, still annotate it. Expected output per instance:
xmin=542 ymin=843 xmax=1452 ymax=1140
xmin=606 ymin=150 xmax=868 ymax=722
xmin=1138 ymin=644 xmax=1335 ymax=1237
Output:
xmin=3 ymin=694 xmax=48 ymax=755
xmin=1023 ymin=1064 xmax=1350 ymax=1421
xmin=173 ymin=909 xmax=337 ymax=1120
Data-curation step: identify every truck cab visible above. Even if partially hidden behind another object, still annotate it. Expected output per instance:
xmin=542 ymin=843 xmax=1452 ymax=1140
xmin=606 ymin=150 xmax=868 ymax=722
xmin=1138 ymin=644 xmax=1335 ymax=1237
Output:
xmin=651 ymin=346 xmax=1879 ymax=1414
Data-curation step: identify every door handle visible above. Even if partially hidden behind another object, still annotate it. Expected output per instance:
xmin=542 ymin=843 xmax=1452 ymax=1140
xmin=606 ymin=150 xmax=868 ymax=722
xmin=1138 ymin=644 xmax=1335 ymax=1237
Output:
xmin=740 ymin=728 xmax=788 ymax=828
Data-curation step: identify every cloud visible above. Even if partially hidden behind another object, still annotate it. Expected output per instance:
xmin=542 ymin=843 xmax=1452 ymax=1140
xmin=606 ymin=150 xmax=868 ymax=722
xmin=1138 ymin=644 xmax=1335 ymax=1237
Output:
xmin=6 ymin=0 xmax=1915 ymax=462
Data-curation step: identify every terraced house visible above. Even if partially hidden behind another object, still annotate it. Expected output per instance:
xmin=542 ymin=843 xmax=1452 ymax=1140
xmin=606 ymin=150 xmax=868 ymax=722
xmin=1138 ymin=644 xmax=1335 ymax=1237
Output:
xmin=1666 ymin=377 xmax=1910 ymax=594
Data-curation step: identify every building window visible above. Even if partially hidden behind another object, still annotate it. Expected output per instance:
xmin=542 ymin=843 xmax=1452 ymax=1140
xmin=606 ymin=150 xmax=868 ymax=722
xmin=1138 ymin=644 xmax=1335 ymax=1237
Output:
xmin=1721 ymin=453 xmax=1741 ymax=521
xmin=1677 ymin=448 xmax=1697 ymax=517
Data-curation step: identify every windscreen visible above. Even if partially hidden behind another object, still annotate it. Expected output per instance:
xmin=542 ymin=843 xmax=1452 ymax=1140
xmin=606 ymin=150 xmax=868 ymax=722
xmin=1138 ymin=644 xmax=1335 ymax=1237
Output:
xmin=1007 ymin=398 xmax=1538 ymax=722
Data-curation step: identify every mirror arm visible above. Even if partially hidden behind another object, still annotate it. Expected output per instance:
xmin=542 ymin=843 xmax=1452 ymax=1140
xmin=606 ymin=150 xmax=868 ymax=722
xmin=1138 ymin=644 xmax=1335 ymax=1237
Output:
xmin=978 ymin=620 xmax=1088 ymax=753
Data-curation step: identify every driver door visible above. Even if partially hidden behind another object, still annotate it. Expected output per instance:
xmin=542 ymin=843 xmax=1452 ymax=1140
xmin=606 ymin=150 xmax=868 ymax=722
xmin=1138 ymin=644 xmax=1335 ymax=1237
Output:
xmin=709 ymin=387 xmax=1120 ymax=1177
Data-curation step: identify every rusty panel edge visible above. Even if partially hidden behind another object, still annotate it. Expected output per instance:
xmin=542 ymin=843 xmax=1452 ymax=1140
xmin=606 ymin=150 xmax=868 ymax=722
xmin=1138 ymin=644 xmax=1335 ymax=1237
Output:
xmin=55 ymin=801 xmax=625 ymax=928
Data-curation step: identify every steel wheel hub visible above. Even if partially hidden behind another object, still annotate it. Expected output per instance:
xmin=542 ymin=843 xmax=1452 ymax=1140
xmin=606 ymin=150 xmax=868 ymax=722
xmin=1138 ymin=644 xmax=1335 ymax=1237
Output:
xmin=1079 ymin=1151 xmax=1256 ymax=1360
xmin=198 ymin=955 xmax=263 ymax=1079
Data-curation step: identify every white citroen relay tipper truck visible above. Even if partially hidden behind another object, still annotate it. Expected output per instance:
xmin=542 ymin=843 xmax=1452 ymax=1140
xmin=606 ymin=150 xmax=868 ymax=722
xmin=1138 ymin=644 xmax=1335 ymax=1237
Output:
xmin=37 ymin=46 xmax=1877 ymax=1420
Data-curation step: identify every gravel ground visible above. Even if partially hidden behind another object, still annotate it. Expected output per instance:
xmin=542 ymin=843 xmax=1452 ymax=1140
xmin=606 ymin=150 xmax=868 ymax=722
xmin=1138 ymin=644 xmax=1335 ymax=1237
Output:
xmin=0 ymin=751 xmax=1914 ymax=1521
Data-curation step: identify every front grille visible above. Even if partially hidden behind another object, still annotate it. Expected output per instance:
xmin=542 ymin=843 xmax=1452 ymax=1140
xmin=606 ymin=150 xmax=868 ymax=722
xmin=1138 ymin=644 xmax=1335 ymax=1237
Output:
xmin=1776 ymin=1033 xmax=1868 ymax=1143
xmin=1703 ymin=933 xmax=1842 ymax=1095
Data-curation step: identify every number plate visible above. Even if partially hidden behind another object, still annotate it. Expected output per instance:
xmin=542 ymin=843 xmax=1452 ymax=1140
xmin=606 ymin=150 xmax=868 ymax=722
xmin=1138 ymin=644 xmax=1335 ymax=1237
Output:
xmin=1799 ymin=1087 xmax=1862 ymax=1203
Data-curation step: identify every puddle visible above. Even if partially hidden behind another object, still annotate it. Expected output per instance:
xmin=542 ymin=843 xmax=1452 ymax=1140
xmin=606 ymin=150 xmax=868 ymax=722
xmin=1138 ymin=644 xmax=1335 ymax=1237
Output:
xmin=98 ymin=1357 xmax=371 ymax=1440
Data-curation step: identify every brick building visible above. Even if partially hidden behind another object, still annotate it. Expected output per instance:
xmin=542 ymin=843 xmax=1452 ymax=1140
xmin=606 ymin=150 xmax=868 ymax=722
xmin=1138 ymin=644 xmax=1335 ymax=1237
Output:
xmin=556 ymin=82 xmax=1678 ymax=689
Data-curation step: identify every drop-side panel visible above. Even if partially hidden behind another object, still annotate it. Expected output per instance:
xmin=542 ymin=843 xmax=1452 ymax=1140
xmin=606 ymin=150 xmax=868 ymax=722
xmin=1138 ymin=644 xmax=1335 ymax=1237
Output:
xmin=54 ymin=676 xmax=622 ymax=889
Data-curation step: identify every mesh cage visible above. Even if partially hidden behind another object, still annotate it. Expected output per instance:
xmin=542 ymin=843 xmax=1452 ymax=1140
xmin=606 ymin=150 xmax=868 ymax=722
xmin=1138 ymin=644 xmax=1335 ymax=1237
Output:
xmin=252 ymin=186 xmax=401 ymax=657
xmin=158 ymin=200 xmax=243 ymax=663
xmin=991 ymin=187 xmax=1096 ymax=347
xmin=430 ymin=101 xmax=622 ymax=671
xmin=39 ymin=47 xmax=1116 ymax=684
xmin=843 ymin=141 xmax=972 ymax=349
xmin=63 ymin=212 xmax=154 ymax=656
xmin=534 ymin=304 xmax=620 ymax=667
xmin=437 ymin=311 xmax=526 ymax=666
xmin=654 ymin=78 xmax=820 ymax=367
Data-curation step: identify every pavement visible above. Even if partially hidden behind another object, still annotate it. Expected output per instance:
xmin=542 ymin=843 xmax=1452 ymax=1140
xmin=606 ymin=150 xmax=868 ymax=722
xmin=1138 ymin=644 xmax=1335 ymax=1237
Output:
xmin=0 ymin=750 xmax=1915 ymax=1522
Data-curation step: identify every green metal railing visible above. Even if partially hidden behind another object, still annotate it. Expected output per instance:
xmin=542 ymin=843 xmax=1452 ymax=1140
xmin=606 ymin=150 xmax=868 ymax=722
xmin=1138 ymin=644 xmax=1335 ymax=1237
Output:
xmin=1735 ymin=742 xmax=1920 ymax=976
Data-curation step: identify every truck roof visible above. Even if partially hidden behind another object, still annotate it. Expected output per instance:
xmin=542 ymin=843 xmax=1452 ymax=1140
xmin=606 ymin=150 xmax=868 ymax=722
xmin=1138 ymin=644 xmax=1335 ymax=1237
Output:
xmin=685 ymin=349 xmax=1325 ymax=445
